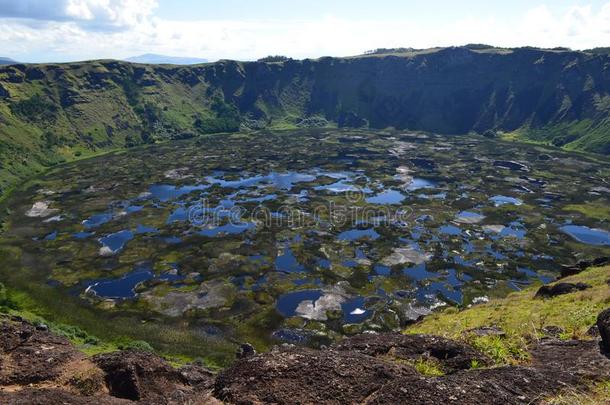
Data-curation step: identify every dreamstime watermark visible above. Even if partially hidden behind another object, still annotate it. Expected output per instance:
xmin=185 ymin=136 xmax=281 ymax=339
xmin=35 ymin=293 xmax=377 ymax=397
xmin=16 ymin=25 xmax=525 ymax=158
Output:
xmin=186 ymin=187 xmax=414 ymax=230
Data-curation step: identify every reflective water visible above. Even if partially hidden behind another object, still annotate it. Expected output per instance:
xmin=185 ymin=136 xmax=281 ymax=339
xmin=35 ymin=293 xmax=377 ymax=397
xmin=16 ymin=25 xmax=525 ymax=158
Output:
xmin=366 ymin=189 xmax=405 ymax=205
xmin=10 ymin=129 xmax=609 ymax=357
xmin=86 ymin=269 xmax=153 ymax=299
xmin=83 ymin=213 xmax=113 ymax=229
xmin=338 ymin=228 xmax=380 ymax=241
xmin=490 ymin=195 xmax=523 ymax=206
xmin=560 ymin=225 xmax=610 ymax=246
xmin=99 ymin=230 xmax=134 ymax=254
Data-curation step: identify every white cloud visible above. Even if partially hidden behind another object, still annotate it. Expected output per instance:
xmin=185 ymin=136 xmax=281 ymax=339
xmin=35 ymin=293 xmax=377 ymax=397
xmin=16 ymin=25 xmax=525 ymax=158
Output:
xmin=0 ymin=0 xmax=158 ymax=30
xmin=1 ymin=2 xmax=610 ymax=62
xmin=516 ymin=4 xmax=610 ymax=49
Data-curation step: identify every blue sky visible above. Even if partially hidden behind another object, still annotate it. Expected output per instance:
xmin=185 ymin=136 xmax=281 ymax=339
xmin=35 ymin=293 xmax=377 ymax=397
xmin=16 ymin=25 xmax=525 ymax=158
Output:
xmin=155 ymin=0 xmax=595 ymax=21
xmin=0 ymin=0 xmax=609 ymax=62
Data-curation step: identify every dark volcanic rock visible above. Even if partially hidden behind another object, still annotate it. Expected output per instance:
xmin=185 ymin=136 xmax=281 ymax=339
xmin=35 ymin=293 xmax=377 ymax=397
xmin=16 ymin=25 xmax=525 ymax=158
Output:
xmin=0 ymin=83 xmax=8 ymax=98
xmin=93 ymin=349 xmax=214 ymax=402
xmin=4 ymin=315 xmax=610 ymax=404
xmin=236 ymin=343 xmax=256 ymax=359
xmin=0 ymin=319 xmax=81 ymax=385
xmin=214 ymin=346 xmax=418 ymax=404
xmin=530 ymin=338 xmax=610 ymax=380
xmin=560 ymin=256 xmax=610 ymax=278
xmin=333 ymin=333 xmax=491 ymax=372
xmin=541 ymin=325 xmax=565 ymax=338
xmin=0 ymin=316 xmax=217 ymax=404
xmin=214 ymin=329 xmax=610 ymax=404
xmin=410 ymin=158 xmax=436 ymax=170
xmin=0 ymin=388 xmax=129 ymax=405
xmin=597 ymin=308 xmax=610 ymax=355
xmin=535 ymin=282 xmax=591 ymax=298
xmin=365 ymin=366 xmax=572 ymax=405
xmin=467 ymin=325 xmax=506 ymax=337
xmin=214 ymin=333 xmax=610 ymax=405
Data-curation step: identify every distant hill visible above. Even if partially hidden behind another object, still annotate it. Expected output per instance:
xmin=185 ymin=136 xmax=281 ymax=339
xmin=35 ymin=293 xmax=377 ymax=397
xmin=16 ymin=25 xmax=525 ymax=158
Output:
xmin=0 ymin=57 xmax=17 ymax=65
xmin=585 ymin=47 xmax=610 ymax=55
xmin=124 ymin=54 xmax=208 ymax=65
xmin=1 ymin=45 xmax=610 ymax=195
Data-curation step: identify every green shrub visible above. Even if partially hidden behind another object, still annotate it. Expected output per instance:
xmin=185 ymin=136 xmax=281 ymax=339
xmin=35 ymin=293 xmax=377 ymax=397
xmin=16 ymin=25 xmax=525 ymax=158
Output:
xmin=194 ymin=98 xmax=241 ymax=134
xmin=0 ymin=282 xmax=18 ymax=311
xmin=122 ymin=340 xmax=155 ymax=352
xmin=257 ymin=55 xmax=292 ymax=63
xmin=43 ymin=131 xmax=66 ymax=147
xmin=10 ymin=94 xmax=58 ymax=122
xmin=53 ymin=323 xmax=100 ymax=345
xmin=118 ymin=78 xmax=140 ymax=106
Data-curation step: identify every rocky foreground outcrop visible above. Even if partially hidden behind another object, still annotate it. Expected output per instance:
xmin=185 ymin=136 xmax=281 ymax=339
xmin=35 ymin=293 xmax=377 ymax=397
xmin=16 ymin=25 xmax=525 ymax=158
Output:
xmin=0 ymin=316 xmax=218 ymax=405
xmin=214 ymin=332 xmax=610 ymax=404
xmin=1 ymin=314 xmax=610 ymax=404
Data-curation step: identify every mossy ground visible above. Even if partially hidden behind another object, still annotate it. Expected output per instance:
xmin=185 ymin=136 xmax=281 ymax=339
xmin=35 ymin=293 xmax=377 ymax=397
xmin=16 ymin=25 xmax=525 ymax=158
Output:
xmin=564 ymin=202 xmax=610 ymax=222
xmin=0 ymin=278 xmax=232 ymax=369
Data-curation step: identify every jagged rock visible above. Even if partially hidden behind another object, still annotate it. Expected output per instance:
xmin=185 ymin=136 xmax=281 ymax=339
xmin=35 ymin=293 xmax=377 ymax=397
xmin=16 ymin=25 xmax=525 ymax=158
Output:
xmin=467 ymin=325 xmax=506 ymax=337
xmin=2 ymin=319 xmax=217 ymax=403
xmin=25 ymin=201 xmax=58 ymax=218
xmin=25 ymin=67 xmax=45 ymax=80
xmin=93 ymin=349 xmax=214 ymax=402
xmin=535 ymin=282 xmax=591 ymax=298
xmin=560 ymin=257 xmax=610 ymax=278
xmin=398 ymin=302 xmax=432 ymax=324
xmin=236 ymin=343 xmax=256 ymax=359
xmin=541 ymin=325 xmax=565 ymax=338
xmin=0 ymin=83 xmax=9 ymax=98
xmin=597 ymin=308 xmax=610 ymax=355
xmin=3 ymin=315 xmax=610 ymax=404
xmin=587 ymin=325 xmax=600 ymax=337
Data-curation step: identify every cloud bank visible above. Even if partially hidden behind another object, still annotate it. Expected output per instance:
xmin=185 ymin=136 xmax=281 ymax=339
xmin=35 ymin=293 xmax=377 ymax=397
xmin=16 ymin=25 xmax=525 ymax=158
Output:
xmin=0 ymin=0 xmax=157 ymax=29
xmin=0 ymin=1 xmax=609 ymax=62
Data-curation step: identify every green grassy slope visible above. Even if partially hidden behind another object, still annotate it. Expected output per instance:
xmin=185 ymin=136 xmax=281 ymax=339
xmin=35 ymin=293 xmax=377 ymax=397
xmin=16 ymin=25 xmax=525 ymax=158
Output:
xmin=407 ymin=265 xmax=610 ymax=365
xmin=406 ymin=264 xmax=610 ymax=403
